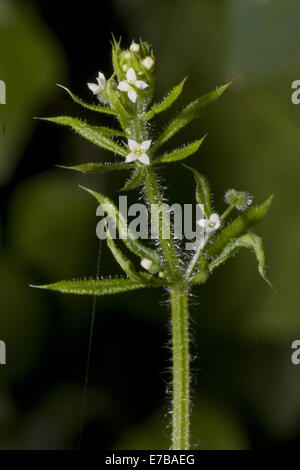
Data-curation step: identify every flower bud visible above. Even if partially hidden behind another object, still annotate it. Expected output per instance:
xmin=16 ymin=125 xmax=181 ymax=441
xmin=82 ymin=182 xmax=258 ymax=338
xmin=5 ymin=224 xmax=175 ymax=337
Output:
xmin=130 ymin=42 xmax=140 ymax=52
xmin=141 ymin=258 xmax=153 ymax=271
xmin=141 ymin=258 xmax=160 ymax=274
xmin=142 ymin=56 xmax=155 ymax=70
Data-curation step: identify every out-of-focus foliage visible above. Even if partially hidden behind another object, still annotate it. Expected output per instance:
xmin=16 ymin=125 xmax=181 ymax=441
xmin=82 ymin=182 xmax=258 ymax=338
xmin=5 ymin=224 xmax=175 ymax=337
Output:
xmin=117 ymin=397 xmax=248 ymax=450
xmin=8 ymin=171 xmax=96 ymax=279
xmin=0 ymin=0 xmax=65 ymax=184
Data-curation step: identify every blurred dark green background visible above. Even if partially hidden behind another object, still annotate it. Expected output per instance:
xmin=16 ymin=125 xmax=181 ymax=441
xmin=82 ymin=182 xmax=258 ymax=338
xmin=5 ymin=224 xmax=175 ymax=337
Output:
xmin=1 ymin=0 xmax=300 ymax=450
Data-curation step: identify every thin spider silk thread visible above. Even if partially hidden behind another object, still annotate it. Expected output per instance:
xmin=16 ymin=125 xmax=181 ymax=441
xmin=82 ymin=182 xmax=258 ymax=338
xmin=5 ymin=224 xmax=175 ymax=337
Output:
xmin=78 ymin=239 xmax=102 ymax=448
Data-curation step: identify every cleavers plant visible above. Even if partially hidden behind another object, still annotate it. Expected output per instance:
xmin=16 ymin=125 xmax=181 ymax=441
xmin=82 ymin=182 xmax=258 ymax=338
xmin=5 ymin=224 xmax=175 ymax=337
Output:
xmin=34 ymin=38 xmax=273 ymax=450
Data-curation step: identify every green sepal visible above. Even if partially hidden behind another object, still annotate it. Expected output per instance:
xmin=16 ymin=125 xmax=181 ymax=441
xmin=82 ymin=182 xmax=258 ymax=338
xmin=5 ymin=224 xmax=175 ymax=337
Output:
xmin=32 ymin=278 xmax=146 ymax=296
xmin=155 ymin=82 xmax=231 ymax=149
xmin=154 ymin=138 xmax=205 ymax=164
xmin=42 ymin=116 xmax=127 ymax=156
xmin=140 ymin=78 xmax=187 ymax=121
xmin=207 ymin=195 xmax=273 ymax=258
xmin=209 ymin=232 xmax=273 ymax=288
xmin=81 ymin=186 xmax=162 ymax=268
xmin=56 ymin=85 xmax=117 ymax=115
xmin=184 ymin=165 xmax=212 ymax=217
xmin=106 ymin=78 xmax=134 ymax=121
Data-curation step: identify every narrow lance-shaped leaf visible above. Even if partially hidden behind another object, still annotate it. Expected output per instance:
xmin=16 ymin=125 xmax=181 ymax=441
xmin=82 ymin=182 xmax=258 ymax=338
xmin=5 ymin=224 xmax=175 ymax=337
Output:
xmin=155 ymin=82 xmax=231 ymax=149
xmin=184 ymin=165 xmax=212 ymax=217
xmin=43 ymin=116 xmax=127 ymax=156
xmin=32 ymin=278 xmax=145 ymax=296
xmin=208 ymin=232 xmax=272 ymax=288
xmin=106 ymin=79 xmax=134 ymax=121
xmin=121 ymin=167 xmax=146 ymax=191
xmin=57 ymin=85 xmax=117 ymax=115
xmin=111 ymin=36 xmax=123 ymax=83
xmin=154 ymin=137 xmax=205 ymax=165
xmin=106 ymin=228 xmax=144 ymax=282
xmin=81 ymin=186 xmax=163 ymax=269
xmin=58 ymin=162 xmax=133 ymax=175
xmin=140 ymin=78 xmax=187 ymax=121
xmin=207 ymin=195 xmax=273 ymax=258
xmin=91 ymin=126 xmax=125 ymax=137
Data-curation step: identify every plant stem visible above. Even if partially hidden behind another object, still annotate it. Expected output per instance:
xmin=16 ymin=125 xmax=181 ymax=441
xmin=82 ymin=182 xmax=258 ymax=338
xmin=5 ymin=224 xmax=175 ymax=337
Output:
xmin=132 ymin=110 xmax=190 ymax=449
xmin=144 ymin=167 xmax=181 ymax=281
xmin=220 ymin=204 xmax=234 ymax=221
xmin=170 ymin=285 xmax=190 ymax=450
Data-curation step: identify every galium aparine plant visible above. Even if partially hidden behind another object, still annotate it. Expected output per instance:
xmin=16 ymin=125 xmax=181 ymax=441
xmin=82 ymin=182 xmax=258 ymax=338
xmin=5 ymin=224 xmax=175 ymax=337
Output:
xmin=33 ymin=38 xmax=273 ymax=450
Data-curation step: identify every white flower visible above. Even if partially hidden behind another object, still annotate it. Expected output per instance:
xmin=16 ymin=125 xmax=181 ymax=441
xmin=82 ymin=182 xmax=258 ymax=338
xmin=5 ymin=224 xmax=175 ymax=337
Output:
xmin=87 ymin=72 xmax=106 ymax=95
xmin=117 ymin=67 xmax=148 ymax=103
xmin=142 ymin=57 xmax=155 ymax=70
xmin=125 ymin=139 xmax=151 ymax=165
xmin=197 ymin=213 xmax=221 ymax=233
xmin=130 ymin=41 xmax=140 ymax=52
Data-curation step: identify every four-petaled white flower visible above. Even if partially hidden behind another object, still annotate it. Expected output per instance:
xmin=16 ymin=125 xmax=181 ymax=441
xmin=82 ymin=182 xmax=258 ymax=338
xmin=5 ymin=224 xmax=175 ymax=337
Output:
xmin=87 ymin=72 xmax=106 ymax=96
xmin=117 ymin=67 xmax=148 ymax=103
xmin=197 ymin=213 xmax=221 ymax=233
xmin=125 ymin=139 xmax=151 ymax=165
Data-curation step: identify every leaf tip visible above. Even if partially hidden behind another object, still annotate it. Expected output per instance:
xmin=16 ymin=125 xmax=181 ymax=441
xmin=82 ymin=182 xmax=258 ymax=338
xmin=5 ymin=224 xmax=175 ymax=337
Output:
xmin=29 ymin=284 xmax=47 ymax=290
xmin=56 ymin=83 xmax=68 ymax=92
xmin=217 ymin=81 xmax=232 ymax=96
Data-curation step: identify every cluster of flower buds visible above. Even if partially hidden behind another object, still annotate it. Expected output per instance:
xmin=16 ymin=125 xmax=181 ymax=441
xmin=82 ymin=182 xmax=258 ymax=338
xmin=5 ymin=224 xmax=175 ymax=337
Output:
xmin=88 ymin=39 xmax=155 ymax=106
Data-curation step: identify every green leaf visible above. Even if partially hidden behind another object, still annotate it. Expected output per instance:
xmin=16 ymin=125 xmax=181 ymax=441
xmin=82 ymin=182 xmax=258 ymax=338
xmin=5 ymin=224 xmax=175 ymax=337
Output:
xmin=184 ymin=165 xmax=212 ymax=217
xmin=207 ymin=195 xmax=273 ymax=258
xmin=111 ymin=36 xmax=123 ymax=83
xmin=120 ymin=167 xmax=146 ymax=191
xmin=155 ymin=82 xmax=231 ymax=149
xmin=81 ymin=186 xmax=162 ymax=268
xmin=42 ymin=116 xmax=127 ymax=156
xmin=209 ymin=232 xmax=272 ymax=288
xmin=91 ymin=126 xmax=125 ymax=137
xmin=57 ymin=85 xmax=117 ymax=115
xmin=58 ymin=162 xmax=133 ymax=175
xmin=106 ymin=79 xmax=134 ymax=121
xmin=33 ymin=278 xmax=145 ymax=296
xmin=154 ymin=138 xmax=205 ymax=164
xmin=140 ymin=78 xmax=187 ymax=120
xmin=106 ymin=228 xmax=144 ymax=282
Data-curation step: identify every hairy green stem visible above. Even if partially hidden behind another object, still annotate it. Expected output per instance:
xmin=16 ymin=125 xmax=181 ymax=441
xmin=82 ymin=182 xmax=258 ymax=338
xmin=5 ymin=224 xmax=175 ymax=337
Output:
xmin=132 ymin=112 xmax=190 ymax=449
xmin=220 ymin=204 xmax=234 ymax=221
xmin=170 ymin=285 xmax=190 ymax=450
xmin=144 ymin=167 xmax=181 ymax=281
